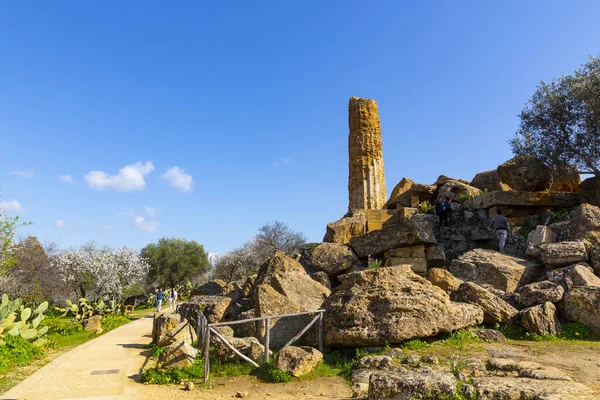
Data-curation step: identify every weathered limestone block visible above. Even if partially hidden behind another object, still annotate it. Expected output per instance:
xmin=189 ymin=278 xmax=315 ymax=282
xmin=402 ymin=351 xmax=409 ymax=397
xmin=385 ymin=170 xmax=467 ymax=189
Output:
xmin=526 ymin=225 xmax=557 ymax=257
xmin=451 ymin=282 xmax=518 ymax=324
xmin=425 ymin=245 xmax=446 ymax=268
xmin=591 ymin=244 xmax=600 ymax=276
xmin=448 ymin=249 xmax=540 ymax=292
xmin=158 ymin=340 xmax=199 ymax=369
xmin=385 ymin=177 xmax=435 ymax=209
xmin=354 ymin=356 xmax=393 ymax=370
xmin=383 ymin=257 xmax=427 ymax=275
xmin=546 ymin=262 xmax=600 ymax=290
xmin=560 ymin=286 xmax=600 ymax=332
xmin=302 ymin=242 xmax=360 ymax=277
xmin=519 ymin=281 xmax=564 ymax=307
xmin=323 ymin=266 xmax=483 ymax=347
xmin=364 ymin=209 xmax=399 ymax=232
xmin=348 ymin=96 xmax=386 ymax=210
xmin=213 ymin=336 xmax=267 ymax=362
xmin=191 ymin=279 xmax=232 ymax=296
xmin=427 ymin=268 xmax=463 ymax=294
xmin=368 ymin=368 xmax=458 ymax=400
xmin=152 ymin=313 xmax=181 ymax=345
xmin=83 ymin=315 xmax=102 ymax=334
xmin=274 ymin=346 xmax=323 ymax=377
xmin=561 ymin=204 xmax=600 ymax=246
xmin=436 ymin=180 xmax=481 ymax=203
xmin=464 ymin=190 xmax=580 ymax=210
xmin=470 ymin=169 xmax=509 ymax=192
xmin=178 ymin=295 xmax=231 ymax=324
xmin=578 ymin=176 xmax=600 ymax=206
xmin=540 ymin=241 xmax=588 ymax=269
xmin=384 ymin=245 xmax=425 ymax=258
xmin=497 ymin=155 xmax=580 ymax=192
xmin=323 ymin=210 xmax=366 ymax=245
xmin=309 ymin=271 xmax=331 ymax=290
xmin=520 ymin=302 xmax=560 ymax=336
xmin=159 ymin=319 xmax=198 ymax=347
xmin=474 ymin=377 xmax=594 ymax=400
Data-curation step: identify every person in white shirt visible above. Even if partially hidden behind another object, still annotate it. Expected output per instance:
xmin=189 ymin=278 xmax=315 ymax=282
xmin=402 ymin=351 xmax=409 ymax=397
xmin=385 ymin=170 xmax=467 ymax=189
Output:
xmin=168 ymin=288 xmax=178 ymax=312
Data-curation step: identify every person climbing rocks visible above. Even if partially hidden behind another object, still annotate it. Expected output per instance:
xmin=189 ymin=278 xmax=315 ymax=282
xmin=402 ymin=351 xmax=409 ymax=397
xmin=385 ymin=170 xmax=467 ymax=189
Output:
xmin=488 ymin=208 xmax=510 ymax=252
xmin=436 ymin=196 xmax=452 ymax=227
xmin=156 ymin=288 xmax=164 ymax=312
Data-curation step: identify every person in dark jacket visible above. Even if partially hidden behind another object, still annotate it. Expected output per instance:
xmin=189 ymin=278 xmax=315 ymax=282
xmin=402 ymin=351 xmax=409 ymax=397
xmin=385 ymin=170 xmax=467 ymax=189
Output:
xmin=436 ymin=197 xmax=452 ymax=227
xmin=488 ymin=208 xmax=510 ymax=252
xmin=156 ymin=288 xmax=164 ymax=312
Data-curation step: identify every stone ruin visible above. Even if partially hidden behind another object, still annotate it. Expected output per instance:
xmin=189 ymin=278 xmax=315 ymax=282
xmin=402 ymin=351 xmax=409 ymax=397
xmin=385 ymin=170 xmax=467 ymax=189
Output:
xmin=172 ymin=96 xmax=600 ymax=398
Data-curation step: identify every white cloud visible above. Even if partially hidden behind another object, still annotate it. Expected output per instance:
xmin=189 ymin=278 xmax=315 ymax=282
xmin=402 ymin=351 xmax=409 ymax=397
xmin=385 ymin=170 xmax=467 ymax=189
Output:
xmin=161 ymin=166 xmax=193 ymax=193
xmin=144 ymin=206 xmax=158 ymax=217
xmin=102 ymin=225 xmax=113 ymax=230
xmin=117 ymin=208 xmax=135 ymax=218
xmin=132 ymin=216 xmax=159 ymax=233
xmin=85 ymin=161 xmax=154 ymax=192
xmin=11 ymin=169 xmax=35 ymax=178
xmin=0 ymin=200 xmax=27 ymax=213
xmin=59 ymin=175 xmax=76 ymax=184
xmin=272 ymin=157 xmax=294 ymax=167
xmin=55 ymin=220 xmax=66 ymax=229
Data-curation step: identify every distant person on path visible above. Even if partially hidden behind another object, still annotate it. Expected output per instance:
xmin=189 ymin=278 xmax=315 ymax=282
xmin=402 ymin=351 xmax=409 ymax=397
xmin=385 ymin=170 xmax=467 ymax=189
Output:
xmin=488 ymin=209 xmax=510 ymax=252
xmin=156 ymin=288 xmax=164 ymax=312
xmin=168 ymin=288 xmax=178 ymax=312
xmin=436 ymin=197 xmax=452 ymax=227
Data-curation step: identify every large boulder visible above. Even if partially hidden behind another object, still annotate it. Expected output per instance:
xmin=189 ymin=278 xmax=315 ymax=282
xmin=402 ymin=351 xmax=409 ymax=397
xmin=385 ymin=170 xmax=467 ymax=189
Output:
xmin=368 ymin=368 xmax=458 ymax=400
xmin=252 ymin=251 xmax=330 ymax=312
xmin=309 ymin=271 xmax=331 ymax=290
xmin=451 ymin=282 xmax=518 ymax=324
xmin=323 ymin=211 xmax=366 ymax=245
xmin=383 ymin=245 xmax=427 ymax=275
xmin=526 ymin=225 xmax=557 ymax=258
xmin=578 ymin=176 xmax=600 ymax=206
xmin=470 ymin=169 xmax=509 ymax=192
xmin=591 ymin=244 xmax=600 ymax=276
xmin=427 ymin=268 xmax=463 ymax=295
xmin=83 ymin=315 xmax=102 ymax=334
xmin=519 ymin=281 xmax=564 ymax=307
xmin=474 ymin=377 xmax=594 ymax=400
xmin=464 ymin=190 xmax=580 ymax=210
xmin=152 ymin=313 xmax=181 ymax=345
xmin=496 ymin=155 xmax=580 ymax=192
xmin=323 ymin=266 xmax=483 ymax=347
xmin=385 ymin=178 xmax=435 ymax=209
xmin=213 ymin=336 xmax=267 ymax=362
xmin=436 ymin=180 xmax=481 ymax=203
xmin=158 ymin=319 xmax=197 ymax=347
xmin=540 ymin=241 xmax=588 ymax=269
xmin=191 ymin=280 xmax=232 ymax=296
xmin=158 ymin=340 xmax=199 ymax=369
xmin=425 ymin=245 xmax=446 ymax=268
xmin=273 ymin=346 xmax=323 ymax=377
xmin=448 ymin=249 xmax=540 ymax=292
xmin=302 ymin=242 xmax=359 ymax=277
xmin=561 ymin=204 xmax=600 ymax=245
xmin=546 ymin=262 xmax=600 ymax=290
xmin=178 ymin=295 xmax=232 ymax=324
xmin=350 ymin=216 xmax=436 ymax=258
xmin=560 ymin=286 xmax=600 ymax=332
xmin=520 ymin=302 xmax=560 ymax=336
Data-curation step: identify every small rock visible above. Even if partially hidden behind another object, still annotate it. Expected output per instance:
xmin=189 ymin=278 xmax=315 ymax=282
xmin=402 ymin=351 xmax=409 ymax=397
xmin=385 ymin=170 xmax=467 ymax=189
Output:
xmin=422 ymin=355 xmax=439 ymax=365
xmin=386 ymin=348 xmax=404 ymax=359
xmin=235 ymin=391 xmax=249 ymax=398
xmin=471 ymin=329 xmax=507 ymax=343
xmin=183 ymin=381 xmax=194 ymax=391
xmin=404 ymin=354 xmax=421 ymax=367
xmin=462 ymin=383 xmax=476 ymax=399
xmin=354 ymin=355 xmax=392 ymax=370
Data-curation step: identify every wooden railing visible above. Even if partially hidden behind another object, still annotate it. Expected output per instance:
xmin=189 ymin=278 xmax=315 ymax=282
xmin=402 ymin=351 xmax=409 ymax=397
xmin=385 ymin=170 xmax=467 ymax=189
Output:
xmin=192 ymin=309 xmax=325 ymax=383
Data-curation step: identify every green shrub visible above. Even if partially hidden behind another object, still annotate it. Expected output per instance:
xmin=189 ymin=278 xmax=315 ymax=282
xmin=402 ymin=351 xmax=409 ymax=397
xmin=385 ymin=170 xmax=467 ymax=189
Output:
xmin=40 ymin=317 xmax=83 ymax=335
xmin=0 ymin=335 xmax=44 ymax=373
xmin=101 ymin=314 xmax=130 ymax=332
xmin=558 ymin=322 xmax=595 ymax=340
xmin=367 ymin=258 xmax=383 ymax=269
xmin=418 ymin=200 xmax=433 ymax=214
xmin=265 ymin=368 xmax=293 ymax=383
xmin=401 ymin=339 xmax=429 ymax=351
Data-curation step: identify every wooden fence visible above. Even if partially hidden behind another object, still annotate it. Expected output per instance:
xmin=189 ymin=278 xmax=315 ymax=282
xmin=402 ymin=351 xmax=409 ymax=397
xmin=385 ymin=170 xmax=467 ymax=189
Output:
xmin=192 ymin=309 xmax=325 ymax=383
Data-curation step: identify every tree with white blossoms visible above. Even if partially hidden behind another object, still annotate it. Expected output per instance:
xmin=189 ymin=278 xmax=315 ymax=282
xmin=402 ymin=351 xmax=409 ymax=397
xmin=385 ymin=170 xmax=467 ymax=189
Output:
xmin=53 ymin=242 xmax=149 ymax=300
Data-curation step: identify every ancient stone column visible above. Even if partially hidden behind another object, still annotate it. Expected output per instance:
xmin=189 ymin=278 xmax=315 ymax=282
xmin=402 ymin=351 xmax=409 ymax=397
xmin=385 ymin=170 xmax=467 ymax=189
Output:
xmin=348 ymin=96 xmax=386 ymax=210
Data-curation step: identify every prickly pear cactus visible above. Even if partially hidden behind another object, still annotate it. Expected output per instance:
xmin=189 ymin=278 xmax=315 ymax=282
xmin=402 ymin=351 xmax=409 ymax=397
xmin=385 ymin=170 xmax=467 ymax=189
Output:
xmin=0 ymin=294 xmax=49 ymax=347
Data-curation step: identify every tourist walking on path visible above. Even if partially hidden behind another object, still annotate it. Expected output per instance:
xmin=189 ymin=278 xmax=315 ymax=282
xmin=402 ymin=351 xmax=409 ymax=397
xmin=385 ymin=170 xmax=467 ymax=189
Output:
xmin=156 ymin=288 xmax=164 ymax=312
xmin=488 ymin=209 xmax=510 ymax=252
xmin=168 ymin=288 xmax=178 ymax=312
xmin=436 ymin=197 xmax=452 ymax=227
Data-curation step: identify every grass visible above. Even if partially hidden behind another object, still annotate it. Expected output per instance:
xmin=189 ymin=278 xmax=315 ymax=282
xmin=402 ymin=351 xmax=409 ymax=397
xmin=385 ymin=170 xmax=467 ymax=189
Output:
xmin=499 ymin=322 xmax=599 ymax=342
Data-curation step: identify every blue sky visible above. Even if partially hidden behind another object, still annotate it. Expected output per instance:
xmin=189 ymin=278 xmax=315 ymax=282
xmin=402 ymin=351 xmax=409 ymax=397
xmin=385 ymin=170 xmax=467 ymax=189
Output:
xmin=1 ymin=1 xmax=599 ymax=254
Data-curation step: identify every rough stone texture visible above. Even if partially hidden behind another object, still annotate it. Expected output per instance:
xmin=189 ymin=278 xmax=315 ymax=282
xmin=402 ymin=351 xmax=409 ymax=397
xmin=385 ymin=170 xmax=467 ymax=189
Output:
xmin=560 ymin=286 xmax=600 ymax=333
xmin=435 ymin=175 xmax=470 ymax=187
xmin=368 ymin=368 xmax=458 ymax=400
xmin=540 ymin=241 xmax=588 ymax=269
xmin=323 ymin=266 xmax=484 ymax=347
xmin=152 ymin=313 xmax=181 ymax=345
xmin=255 ymin=284 xmax=308 ymax=348
xmin=191 ymin=279 xmax=232 ymax=296
xmin=273 ymin=346 xmax=323 ymax=377
xmin=474 ymin=377 xmax=594 ymax=400
xmin=471 ymin=329 xmax=507 ymax=343
xmin=323 ymin=211 xmax=366 ymax=245
xmin=213 ymin=336 xmax=266 ymax=362
xmin=448 ymin=249 xmax=540 ymax=292
xmin=546 ymin=262 xmax=600 ymax=290
xmin=481 ymin=284 xmax=522 ymax=310
xmin=561 ymin=204 xmax=600 ymax=246
xmin=578 ymin=176 xmax=600 ymax=206
xmin=470 ymin=169 xmax=509 ymax=192
xmin=526 ymin=225 xmax=557 ymax=257
xmin=384 ymin=245 xmax=425 ymax=258
xmin=521 ymin=302 xmax=560 ymax=336
xmin=383 ymin=257 xmax=427 ymax=275
xmin=451 ymin=282 xmax=518 ymax=324
xmin=83 ymin=315 xmax=102 ymax=334
xmin=592 ymin=244 xmax=600 ymax=276
xmin=349 ymin=216 xmax=436 ymax=258
xmin=496 ymin=155 xmax=580 ymax=192
xmin=348 ymin=97 xmax=386 ymax=211
xmin=354 ymin=356 xmax=392 ymax=370
xmin=384 ymin=177 xmax=414 ymax=208
xmin=364 ymin=209 xmax=400 ymax=232
xmin=252 ymin=251 xmax=330 ymax=312
xmin=302 ymin=242 xmax=359 ymax=277
xmin=159 ymin=340 xmax=199 ymax=369
xmin=436 ymin=180 xmax=481 ymax=203
xmin=159 ymin=319 xmax=198 ymax=347
xmin=309 ymin=271 xmax=331 ymax=290
xmin=427 ymin=268 xmax=463 ymax=294
xmin=425 ymin=245 xmax=446 ymax=268
xmin=519 ymin=280 xmax=565 ymax=307
xmin=464 ymin=190 xmax=580 ymax=210
xmin=178 ymin=295 xmax=232 ymax=324
xmin=385 ymin=177 xmax=435 ymax=209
